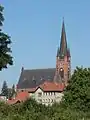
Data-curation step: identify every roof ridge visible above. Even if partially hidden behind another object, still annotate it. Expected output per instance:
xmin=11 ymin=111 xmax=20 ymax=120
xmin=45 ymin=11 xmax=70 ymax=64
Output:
xmin=24 ymin=68 xmax=55 ymax=71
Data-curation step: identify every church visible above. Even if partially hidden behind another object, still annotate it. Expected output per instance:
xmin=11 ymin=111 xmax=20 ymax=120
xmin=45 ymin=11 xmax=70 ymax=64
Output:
xmin=7 ymin=20 xmax=71 ymax=105
xmin=17 ymin=20 xmax=71 ymax=90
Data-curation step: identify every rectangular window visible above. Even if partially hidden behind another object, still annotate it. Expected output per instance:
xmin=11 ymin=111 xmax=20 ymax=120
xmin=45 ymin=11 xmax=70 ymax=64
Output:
xmin=51 ymin=92 xmax=52 ymax=95
xmin=46 ymin=92 xmax=47 ymax=95
xmin=52 ymin=99 xmax=53 ymax=102
xmin=38 ymin=99 xmax=42 ymax=102
xmin=49 ymin=99 xmax=50 ymax=103
xmin=38 ymin=92 xmax=42 ymax=97
xmin=43 ymin=99 xmax=45 ymax=103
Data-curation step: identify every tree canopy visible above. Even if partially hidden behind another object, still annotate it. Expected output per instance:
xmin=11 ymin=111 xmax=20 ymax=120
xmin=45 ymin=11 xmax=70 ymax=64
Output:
xmin=63 ymin=67 xmax=90 ymax=112
xmin=9 ymin=84 xmax=16 ymax=99
xmin=1 ymin=80 xmax=8 ymax=98
xmin=0 ymin=5 xmax=13 ymax=71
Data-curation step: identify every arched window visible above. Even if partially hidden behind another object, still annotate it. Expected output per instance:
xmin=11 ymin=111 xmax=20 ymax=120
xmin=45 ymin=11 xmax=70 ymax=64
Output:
xmin=59 ymin=68 xmax=64 ymax=78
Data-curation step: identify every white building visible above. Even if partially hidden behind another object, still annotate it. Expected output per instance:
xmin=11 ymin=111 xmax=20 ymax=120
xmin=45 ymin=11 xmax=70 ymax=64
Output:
xmin=17 ymin=81 xmax=65 ymax=106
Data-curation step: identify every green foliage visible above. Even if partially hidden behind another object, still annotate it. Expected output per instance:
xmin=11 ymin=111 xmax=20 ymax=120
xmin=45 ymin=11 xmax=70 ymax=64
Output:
xmin=8 ymin=84 xmax=16 ymax=99
xmin=12 ymin=84 xmax=15 ymax=94
xmin=0 ymin=4 xmax=13 ymax=70
xmin=0 ymin=98 xmax=89 ymax=120
xmin=63 ymin=67 xmax=90 ymax=112
xmin=1 ymin=81 xmax=8 ymax=98
xmin=0 ymin=5 xmax=4 ymax=27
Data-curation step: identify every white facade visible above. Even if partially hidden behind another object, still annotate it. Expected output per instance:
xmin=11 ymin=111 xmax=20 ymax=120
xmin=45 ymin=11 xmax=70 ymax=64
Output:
xmin=30 ymin=88 xmax=64 ymax=106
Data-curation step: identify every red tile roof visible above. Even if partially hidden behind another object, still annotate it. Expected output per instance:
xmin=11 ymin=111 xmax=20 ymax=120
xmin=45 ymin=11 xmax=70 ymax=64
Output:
xmin=7 ymin=81 xmax=65 ymax=105
xmin=40 ymin=81 xmax=65 ymax=92
xmin=27 ymin=81 xmax=65 ymax=92
xmin=16 ymin=91 xmax=29 ymax=101
xmin=7 ymin=99 xmax=18 ymax=105
xmin=7 ymin=91 xmax=29 ymax=105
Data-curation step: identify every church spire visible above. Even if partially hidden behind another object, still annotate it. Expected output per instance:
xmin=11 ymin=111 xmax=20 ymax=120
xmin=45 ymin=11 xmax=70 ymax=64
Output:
xmin=59 ymin=19 xmax=68 ymax=58
xmin=55 ymin=19 xmax=71 ymax=85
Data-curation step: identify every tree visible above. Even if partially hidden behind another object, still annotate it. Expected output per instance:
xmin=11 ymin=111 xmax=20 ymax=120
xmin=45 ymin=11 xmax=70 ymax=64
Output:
xmin=12 ymin=84 xmax=16 ymax=95
xmin=1 ymin=81 xmax=8 ymax=98
xmin=0 ymin=5 xmax=4 ymax=27
xmin=63 ymin=67 xmax=90 ymax=112
xmin=8 ymin=84 xmax=16 ymax=99
xmin=8 ymin=88 xmax=12 ymax=99
xmin=0 ymin=5 xmax=13 ymax=71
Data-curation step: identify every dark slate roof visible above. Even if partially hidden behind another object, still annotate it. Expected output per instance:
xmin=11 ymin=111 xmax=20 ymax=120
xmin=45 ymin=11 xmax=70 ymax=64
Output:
xmin=58 ymin=20 xmax=68 ymax=59
xmin=17 ymin=68 xmax=56 ymax=89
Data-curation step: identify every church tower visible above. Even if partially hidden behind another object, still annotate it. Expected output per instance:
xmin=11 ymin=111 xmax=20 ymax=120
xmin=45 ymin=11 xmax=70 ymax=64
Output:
xmin=54 ymin=20 xmax=71 ymax=86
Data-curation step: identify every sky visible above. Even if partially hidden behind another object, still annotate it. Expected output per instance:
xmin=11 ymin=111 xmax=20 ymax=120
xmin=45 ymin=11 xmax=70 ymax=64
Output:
xmin=0 ymin=0 xmax=90 ymax=88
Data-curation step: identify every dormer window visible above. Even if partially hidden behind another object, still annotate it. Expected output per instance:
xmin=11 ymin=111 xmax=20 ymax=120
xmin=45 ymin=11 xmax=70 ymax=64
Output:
xmin=32 ymin=76 xmax=35 ymax=81
xmin=40 ymin=77 xmax=43 ymax=81
xmin=48 ymin=76 xmax=51 ymax=80
xmin=32 ymin=76 xmax=36 ymax=84
xmin=23 ymin=78 xmax=26 ymax=81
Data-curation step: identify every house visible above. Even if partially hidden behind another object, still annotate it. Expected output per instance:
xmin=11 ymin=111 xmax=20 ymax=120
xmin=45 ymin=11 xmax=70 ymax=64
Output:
xmin=31 ymin=81 xmax=64 ymax=106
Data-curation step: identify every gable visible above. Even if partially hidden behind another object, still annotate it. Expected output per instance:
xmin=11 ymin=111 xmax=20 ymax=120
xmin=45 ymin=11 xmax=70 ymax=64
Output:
xmin=35 ymin=88 xmax=43 ymax=94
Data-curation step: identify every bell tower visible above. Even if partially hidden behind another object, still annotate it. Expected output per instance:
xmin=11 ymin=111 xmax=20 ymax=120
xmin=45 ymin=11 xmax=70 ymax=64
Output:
xmin=54 ymin=19 xmax=71 ymax=86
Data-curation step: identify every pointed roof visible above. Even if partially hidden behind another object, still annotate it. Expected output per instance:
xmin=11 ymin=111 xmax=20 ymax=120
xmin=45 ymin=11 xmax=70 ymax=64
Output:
xmin=56 ymin=47 xmax=60 ymax=57
xmin=59 ymin=19 xmax=68 ymax=58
